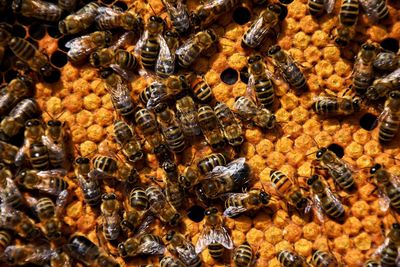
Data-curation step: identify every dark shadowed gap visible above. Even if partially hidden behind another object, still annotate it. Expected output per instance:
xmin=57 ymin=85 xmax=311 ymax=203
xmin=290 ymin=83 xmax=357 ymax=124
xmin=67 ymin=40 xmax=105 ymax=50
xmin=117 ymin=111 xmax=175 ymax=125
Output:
xmin=327 ymin=143 xmax=344 ymax=158
xmin=220 ymin=68 xmax=238 ymax=85
xmin=29 ymin=23 xmax=46 ymax=41
xmin=51 ymin=51 xmax=68 ymax=68
xmin=359 ymin=113 xmax=378 ymax=131
xmin=187 ymin=205 xmax=205 ymax=222
xmin=381 ymin=38 xmax=399 ymax=53
xmin=233 ymin=7 xmax=251 ymax=25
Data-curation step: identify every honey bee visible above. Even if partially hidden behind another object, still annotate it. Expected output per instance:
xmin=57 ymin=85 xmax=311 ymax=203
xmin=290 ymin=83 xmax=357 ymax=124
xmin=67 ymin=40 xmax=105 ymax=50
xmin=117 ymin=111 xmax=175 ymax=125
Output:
xmin=165 ymin=230 xmax=202 ymax=267
xmin=12 ymin=0 xmax=62 ymax=22
xmin=374 ymin=51 xmax=399 ymax=72
xmin=0 ymin=23 xmax=11 ymax=66
xmin=352 ymin=43 xmax=378 ymax=95
xmin=50 ymin=249 xmax=72 ymax=267
xmin=195 ymin=207 xmax=233 ymax=259
xmin=233 ymin=242 xmax=255 ymax=267
xmin=364 ymin=259 xmax=380 ymax=267
xmin=374 ymin=223 xmax=400 ymax=267
xmin=312 ymin=90 xmax=362 ymax=116
xmin=307 ymin=174 xmax=346 ymax=223
xmin=57 ymin=0 xmax=78 ymax=12
xmin=190 ymin=0 xmax=240 ymax=29
xmin=334 ymin=25 xmax=356 ymax=47
xmin=378 ymin=90 xmax=400 ymax=143
xmin=247 ymin=54 xmax=275 ymax=109
xmin=58 ymin=2 xmax=100 ymax=35
xmin=307 ymin=0 xmax=335 ymax=16
xmin=66 ymin=31 xmax=112 ymax=64
xmin=0 ymin=230 xmax=12 ymax=254
xmin=113 ymin=120 xmax=143 ymax=162
xmin=190 ymin=75 xmax=214 ymax=104
xmin=277 ymin=250 xmax=309 ymax=267
xmin=42 ymin=118 xmax=69 ymax=169
xmin=359 ymin=0 xmax=389 ymax=22
xmin=195 ymin=157 xmax=251 ymax=201
xmin=180 ymin=166 xmax=201 ymax=189
xmin=0 ymin=203 xmax=41 ymax=240
xmin=102 ymin=69 xmax=135 ymax=121
xmin=9 ymin=38 xmax=59 ymax=83
xmin=160 ymin=256 xmax=186 ymax=267
xmin=269 ymin=170 xmax=312 ymax=219
xmin=223 ymin=188 xmax=274 ymax=218
xmin=176 ymin=95 xmax=201 ymax=137
xmin=214 ymin=101 xmax=243 ymax=147
xmin=0 ymin=74 xmax=33 ymax=118
xmin=0 ymin=164 xmax=24 ymax=209
xmin=176 ymin=29 xmax=218 ymax=68
xmin=16 ymin=169 xmax=68 ymax=196
xmin=197 ymin=153 xmax=227 ymax=174
xmin=311 ymin=250 xmax=340 ymax=267
xmin=369 ymin=164 xmax=400 ymax=212
xmin=314 ymin=147 xmax=356 ymax=191
xmin=90 ymin=155 xmax=119 ymax=180
xmin=156 ymin=30 xmax=180 ymax=78
xmin=74 ymin=157 xmax=102 ymax=207
xmin=118 ymin=234 xmax=165 ymax=258
xmin=134 ymin=107 xmax=165 ymax=154
xmin=66 ymin=235 xmax=119 ymax=267
xmin=241 ymin=4 xmax=281 ymax=49
xmin=267 ymin=45 xmax=308 ymax=94
xmin=146 ymin=185 xmax=181 ymax=226
xmin=120 ymin=208 xmax=147 ymax=234
xmin=197 ymin=105 xmax=225 ymax=149
xmin=100 ymin=193 xmax=121 ymax=241
xmin=366 ymin=68 xmax=400 ymax=101
xmin=0 ymin=140 xmax=18 ymax=165
xmin=3 ymin=245 xmax=54 ymax=266
xmin=129 ymin=187 xmax=149 ymax=211
xmin=162 ymin=0 xmax=190 ymax=35
xmin=136 ymin=16 xmax=165 ymax=71
xmin=155 ymin=104 xmax=186 ymax=153
xmin=96 ymin=6 xmax=144 ymax=32
xmin=233 ymin=96 xmax=276 ymax=129
xmin=0 ymin=98 xmax=41 ymax=140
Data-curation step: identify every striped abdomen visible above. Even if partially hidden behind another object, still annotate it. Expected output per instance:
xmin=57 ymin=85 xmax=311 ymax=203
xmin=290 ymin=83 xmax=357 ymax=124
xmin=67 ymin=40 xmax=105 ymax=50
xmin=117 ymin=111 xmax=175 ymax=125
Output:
xmin=234 ymin=242 xmax=253 ymax=267
xmin=320 ymin=192 xmax=346 ymax=223
xmin=379 ymin=114 xmax=400 ymax=143
xmin=197 ymin=153 xmax=227 ymax=174
xmin=340 ymin=0 xmax=359 ymax=26
xmin=208 ymin=242 xmax=224 ymax=259
xmin=385 ymin=183 xmax=400 ymax=211
xmin=192 ymin=79 xmax=213 ymax=103
xmin=312 ymin=99 xmax=339 ymax=115
xmin=380 ymin=242 xmax=398 ymax=267
xmin=329 ymin=165 xmax=355 ymax=190
xmin=311 ymin=250 xmax=338 ymax=267
xmin=254 ymin=77 xmax=274 ymax=109
xmin=270 ymin=170 xmax=293 ymax=196
xmin=29 ymin=143 xmax=49 ymax=170
xmin=163 ymin=125 xmax=185 ymax=152
xmin=308 ymin=0 xmax=325 ymax=16
xmin=49 ymin=177 xmax=68 ymax=193
xmin=177 ymin=44 xmax=201 ymax=68
xmin=141 ymin=37 xmax=160 ymax=70
xmin=93 ymin=156 xmax=118 ymax=175
xmin=283 ymin=64 xmax=308 ymax=92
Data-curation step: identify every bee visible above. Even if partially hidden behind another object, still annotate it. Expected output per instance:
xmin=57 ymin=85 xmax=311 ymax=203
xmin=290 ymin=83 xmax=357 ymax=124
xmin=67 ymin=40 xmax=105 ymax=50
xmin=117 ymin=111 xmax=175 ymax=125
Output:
xmin=195 ymin=207 xmax=233 ymax=259
xmin=0 ymin=74 xmax=33 ymax=118
xmin=139 ymin=85 xmax=153 ymax=106
xmin=121 ymin=191 xmax=152 ymax=234
xmin=197 ymin=153 xmax=227 ymax=174
xmin=176 ymin=95 xmax=201 ymax=137
xmin=311 ymin=250 xmax=340 ymax=267
xmin=312 ymin=90 xmax=362 ymax=116
xmin=366 ymin=68 xmax=400 ymax=101
xmin=9 ymin=38 xmax=59 ymax=83
xmin=359 ymin=0 xmax=388 ymax=22
xmin=160 ymin=256 xmax=186 ymax=267
xmin=223 ymin=188 xmax=274 ymax=218
xmin=58 ymin=2 xmax=100 ymax=35
xmin=96 ymin=7 xmax=144 ymax=32
xmin=50 ymin=249 xmax=72 ymax=267
xmin=146 ymin=185 xmax=181 ymax=226
xmin=129 ymin=187 xmax=149 ymax=211
xmin=100 ymin=193 xmax=121 ymax=241
xmin=136 ymin=16 xmax=165 ymax=71
xmin=155 ymin=104 xmax=186 ymax=153
xmin=0 ymin=164 xmax=24 ymax=209
xmin=16 ymin=169 xmax=68 ymax=196
xmin=0 ymin=230 xmax=12 ymax=254
xmin=352 ymin=43 xmax=378 ymax=95
xmin=12 ymin=0 xmax=62 ymax=22
xmin=67 ymin=235 xmax=119 ymax=267
xmin=246 ymin=54 xmax=275 ymax=110
xmin=214 ymin=101 xmax=243 ymax=147
xmin=374 ymin=51 xmax=399 ymax=72
xmin=180 ymin=166 xmax=201 ymax=189
xmin=113 ymin=120 xmax=143 ymax=162
xmin=74 ymin=157 xmax=102 ymax=207
xmin=90 ymin=48 xmax=138 ymax=76
xmin=241 ymin=4 xmax=281 ymax=49
xmin=118 ymin=234 xmax=165 ymax=258
xmin=66 ymin=31 xmax=112 ymax=64
xmin=334 ymin=25 xmax=356 ymax=47
xmin=269 ymin=170 xmax=312 ymax=219
xmin=369 ymin=164 xmax=400 ymax=212
xmin=165 ymin=230 xmax=201 ymax=267
xmin=135 ymin=107 xmax=165 ymax=153
xmin=307 ymin=174 xmax=346 ymax=223
xmin=57 ymin=0 xmax=78 ymax=12
xmin=176 ymin=29 xmax=218 ymax=68
xmin=0 ymin=23 xmax=11 ymax=66
xmin=156 ymin=30 xmax=180 ymax=78
xmin=23 ymin=121 xmax=50 ymax=171
xmin=197 ymin=105 xmax=225 ymax=149
xmin=190 ymin=75 xmax=214 ymax=104
xmin=314 ymin=147 xmax=356 ymax=191
xmin=0 ymin=98 xmax=41 ymax=140
xmin=190 ymin=0 xmax=240 ymax=29
xmin=277 ymin=250 xmax=309 ymax=267
xmin=308 ymin=0 xmax=336 ymax=16
xmin=233 ymin=96 xmax=276 ymax=129
xmin=378 ymin=90 xmax=400 ymax=143
xmin=147 ymin=75 xmax=189 ymax=110
xmin=363 ymin=259 xmax=380 ymax=267
xmin=234 ymin=242 xmax=255 ymax=267
xmin=377 ymin=223 xmax=400 ymax=267
xmin=3 ymin=245 xmax=54 ymax=266
xmin=195 ymin=157 xmax=251 ymax=201
xmin=102 ymin=69 xmax=135 ymax=121
xmin=267 ymin=45 xmax=308 ymax=94
xmin=42 ymin=118 xmax=69 ymax=169
xmin=0 ymin=141 xmax=18 ymax=165
xmin=0 ymin=204 xmax=41 ymax=240
xmin=162 ymin=0 xmax=190 ymax=35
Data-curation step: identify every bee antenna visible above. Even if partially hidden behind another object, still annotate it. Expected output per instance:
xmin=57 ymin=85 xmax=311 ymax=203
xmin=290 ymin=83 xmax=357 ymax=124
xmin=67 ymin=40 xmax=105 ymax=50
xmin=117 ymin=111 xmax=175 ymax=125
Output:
xmin=305 ymin=150 xmax=318 ymax=157
xmin=149 ymin=3 xmax=156 ymax=15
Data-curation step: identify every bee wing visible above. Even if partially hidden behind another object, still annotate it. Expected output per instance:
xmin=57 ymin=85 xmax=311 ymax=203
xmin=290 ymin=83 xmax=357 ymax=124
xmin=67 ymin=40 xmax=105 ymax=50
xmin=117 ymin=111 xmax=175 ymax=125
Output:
xmin=359 ymin=0 xmax=381 ymax=22
xmin=110 ymin=31 xmax=136 ymax=50
xmin=88 ymin=169 xmax=115 ymax=180
xmin=372 ymin=238 xmax=390 ymax=258
xmin=212 ymin=226 xmax=233 ymax=250
xmin=135 ymin=213 xmax=155 ymax=234
xmin=4 ymin=246 xmax=54 ymax=264
xmin=146 ymin=82 xmax=169 ymax=110
xmin=42 ymin=135 xmax=65 ymax=155
xmin=37 ymin=169 xmax=67 ymax=177
xmin=245 ymin=74 xmax=257 ymax=101
xmin=378 ymin=193 xmax=391 ymax=213
xmin=29 ymin=0 xmax=61 ymax=20
xmin=156 ymin=35 xmax=175 ymax=73
xmin=312 ymin=195 xmax=326 ymax=223
xmin=378 ymin=67 xmax=400 ymax=84
xmin=137 ymin=238 xmax=165 ymax=255
xmin=66 ymin=35 xmax=95 ymax=56
xmin=222 ymin=192 xmax=250 ymax=217
xmin=246 ymin=16 xmax=271 ymax=48
xmin=324 ymin=0 xmax=336 ymax=14
xmin=205 ymin=157 xmax=245 ymax=179
xmin=110 ymin=64 xmax=135 ymax=82
xmin=175 ymin=35 xmax=196 ymax=57
xmin=134 ymin=30 xmax=149 ymax=56
xmin=97 ymin=6 xmax=122 ymax=17
xmin=175 ymin=243 xmax=198 ymax=264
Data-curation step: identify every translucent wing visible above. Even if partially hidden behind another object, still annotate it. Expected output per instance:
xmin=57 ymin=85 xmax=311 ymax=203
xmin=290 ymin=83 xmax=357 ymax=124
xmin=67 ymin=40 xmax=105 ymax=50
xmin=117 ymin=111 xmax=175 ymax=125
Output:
xmin=195 ymin=225 xmax=233 ymax=254
xmin=378 ymin=193 xmax=391 ymax=213
xmin=88 ymin=169 xmax=116 ymax=180
xmin=379 ymin=68 xmax=400 ymax=84
xmin=175 ymin=242 xmax=198 ymax=265
xmin=146 ymin=82 xmax=169 ymax=110
xmin=312 ymin=195 xmax=326 ymax=223
xmin=324 ymin=0 xmax=336 ymax=14
xmin=195 ymin=226 xmax=211 ymax=254
xmin=110 ymin=64 xmax=134 ymax=82
xmin=137 ymin=238 xmax=165 ymax=255
xmin=4 ymin=246 xmax=54 ymax=265
xmin=243 ymin=16 xmax=269 ymax=48
xmin=135 ymin=214 xmax=155 ymax=234
xmin=66 ymin=35 xmax=95 ymax=57
xmin=372 ymin=237 xmax=390 ymax=258
xmin=223 ymin=205 xmax=248 ymax=218
xmin=222 ymin=192 xmax=250 ymax=217
xmin=96 ymin=6 xmax=122 ymax=17
xmin=134 ymin=30 xmax=149 ymax=56
xmin=176 ymin=35 xmax=197 ymax=58
xmin=359 ymin=0 xmax=381 ymax=22
xmin=233 ymin=96 xmax=258 ymax=119
xmin=37 ymin=169 xmax=67 ymax=178
xmin=206 ymin=157 xmax=246 ymax=180
xmin=111 ymin=31 xmax=135 ymax=50
xmin=156 ymin=35 xmax=175 ymax=77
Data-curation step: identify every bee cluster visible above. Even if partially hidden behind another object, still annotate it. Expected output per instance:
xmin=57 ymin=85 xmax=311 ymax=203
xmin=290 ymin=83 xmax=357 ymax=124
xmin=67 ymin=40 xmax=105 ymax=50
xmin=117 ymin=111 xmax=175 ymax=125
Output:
xmin=0 ymin=0 xmax=399 ymax=266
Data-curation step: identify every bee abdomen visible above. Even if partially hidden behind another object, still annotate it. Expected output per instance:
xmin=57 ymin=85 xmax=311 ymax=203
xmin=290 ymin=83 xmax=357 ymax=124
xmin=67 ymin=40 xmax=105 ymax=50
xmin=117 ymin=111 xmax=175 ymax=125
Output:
xmin=197 ymin=153 xmax=227 ymax=174
xmin=379 ymin=116 xmax=400 ymax=143
xmin=9 ymin=38 xmax=35 ymax=61
xmin=312 ymin=250 xmax=338 ymax=267
xmin=380 ymin=243 xmax=398 ymax=267
xmin=340 ymin=0 xmax=359 ymax=26
xmin=208 ymin=242 xmax=224 ymax=259
xmin=129 ymin=187 xmax=149 ymax=210
xmin=308 ymin=0 xmax=325 ymax=16
xmin=163 ymin=125 xmax=186 ymax=152
xmin=334 ymin=169 xmax=355 ymax=190
xmin=254 ymin=78 xmax=274 ymax=109
xmin=29 ymin=143 xmax=49 ymax=170
xmin=386 ymin=185 xmax=400 ymax=211
xmin=353 ymin=74 xmax=373 ymax=94
xmin=141 ymin=38 xmax=160 ymax=69
xmin=192 ymin=81 xmax=213 ymax=103
xmin=0 ymin=230 xmax=11 ymax=252
xmin=234 ymin=243 xmax=253 ymax=267
xmin=323 ymin=197 xmax=345 ymax=223
xmin=285 ymin=67 xmax=307 ymax=92
xmin=376 ymin=0 xmax=389 ymax=20
xmin=270 ymin=170 xmax=292 ymax=195
xmin=312 ymin=100 xmax=339 ymax=115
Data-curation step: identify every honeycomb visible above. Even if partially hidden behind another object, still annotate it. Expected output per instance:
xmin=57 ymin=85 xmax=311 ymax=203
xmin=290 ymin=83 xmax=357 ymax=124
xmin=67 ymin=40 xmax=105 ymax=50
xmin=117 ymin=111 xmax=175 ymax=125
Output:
xmin=2 ymin=0 xmax=400 ymax=266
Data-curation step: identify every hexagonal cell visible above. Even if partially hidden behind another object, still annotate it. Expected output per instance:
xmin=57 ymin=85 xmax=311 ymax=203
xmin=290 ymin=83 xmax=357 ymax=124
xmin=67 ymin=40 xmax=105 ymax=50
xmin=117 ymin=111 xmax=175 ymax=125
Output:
xmin=58 ymin=35 xmax=73 ymax=53
xmin=28 ymin=23 xmax=47 ymax=41
xmin=380 ymin=38 xmax=399 ymax=53
xmin=327 ymin=143 xmax=344 ymax=159
xmin=46 ymin=25 xmax=63 ymax=39
xmin=220 ymin=68 xmax=238 ymax=85
xmin=12 ymin=24 xmax=27 ymax=39
xmin=359 ymin=113 xmax=378 ymax=131
xmin=233 ymin=6 xmax=251 ymax=25
xmin=239 ymin=66 xmax=249 ymax=84
xmin=187 ymin=205 xmax=206 ymax=222
xmin=51 ymin=50 xmax=69 ymax=68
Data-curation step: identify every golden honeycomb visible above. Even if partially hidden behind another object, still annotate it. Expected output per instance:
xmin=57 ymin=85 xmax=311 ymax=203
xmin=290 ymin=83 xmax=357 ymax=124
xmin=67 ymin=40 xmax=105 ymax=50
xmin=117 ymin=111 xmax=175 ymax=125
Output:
xmin=2 ymin=0 xmax=400 ymax=266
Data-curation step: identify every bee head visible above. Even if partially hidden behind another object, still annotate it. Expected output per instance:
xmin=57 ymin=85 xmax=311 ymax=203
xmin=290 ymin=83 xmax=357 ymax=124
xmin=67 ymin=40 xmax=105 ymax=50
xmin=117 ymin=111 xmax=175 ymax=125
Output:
xmin=206 ymin=29 xmax=218 ymax=42
xmin=307 ymin=175 xmax=319 ymax=185
xmin=259 ymin=191 xmax=270 ymax=204
xmin=102 ymin=193 xmax=116 ymax=201
xmin=247 ymin=55 xmax=262 ymax=65
xmin=104 ymin=31 xmax=112 ymax=45
xmin=316 ymin=148 xmax=327 ymax=158
xmin=165 ymin=30 xmax=179 ymax=38
xmin=268 ymin=4 xmax=282 ymax=14
xmin=393 ymin=223 xmax=400 ymax=229
xmin=75 ymin=157 xmax=90 ymax=165
xmin=370 ymin=164 xmax=382 ymax=174
xmin=47 ymin=120 xmax=62 ymax=127
xmin=268 ymin=45 xmax=281 ymax=56
xmin=166 ymin=230 xmax=175 ymax=241
xmin=117 ymin=243 xmax=127 ymax=257
xmin=352 ymin=97 xmax=362 ymax=111
xmin=25 ymin=119 xmax=41 ymax=127
xmin=296 ymin=198 xmax=308 ymax=209
xmin=162 ymin=160 xmax=176 ymax=173
xmin=389 ymin=91 xmax=400 ymax=99
xmin=334 ymin=37 xmax=348 ymax=47
xmin=90 ymin=52 xmax=101 ymax=67
xmin=170 ymin=213 xmax=181 ymax=226
xmin=362 ymin=43 xmax=376 ymax=51
xmin=205 ymin=207 xmax=218 ymax=216
xmin=148 ymin=16 xmax=165 ymax=33
xmin=18 ymin=74 xmax=34 ymax=89
xmin=100 ymin=68 xmax=113 ymax=79
xmin=40 ymin=64 xmax=60 ymax=84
